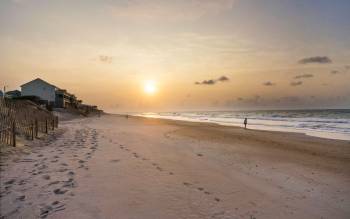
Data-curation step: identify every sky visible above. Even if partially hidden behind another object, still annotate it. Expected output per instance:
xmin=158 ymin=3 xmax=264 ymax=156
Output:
xmin=0 ymin=0 xmax=349 ymax=112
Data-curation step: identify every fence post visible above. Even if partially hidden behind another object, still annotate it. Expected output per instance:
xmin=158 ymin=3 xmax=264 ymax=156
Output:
xmin=52 ymin=118 xmax=54 ymax=130
xmin=12 ymin=121 xmax=16 ymax=147
xmin=31 ymin=122 xmax=34 ymax=140
xmin=35 ymin=119 xmax=38 ymax=138
xmin=45 ymin=119 xmax=48 ymax=133
xmin=55 ymin=116 xmax=59 ymax=128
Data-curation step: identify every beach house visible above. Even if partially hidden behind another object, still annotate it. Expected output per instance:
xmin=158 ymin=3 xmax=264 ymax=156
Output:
xmin=55 ymin=89 xmax=79 ymax=108
xmin=20 ymin=78 xmax=98 ymax=112
xmin=21 ymin=78 xmax=79 ymax=108
xmin=21 ymin=78 xmax=57 ymax=106
xmin=5 ymin=90 xmax=22 ymax=98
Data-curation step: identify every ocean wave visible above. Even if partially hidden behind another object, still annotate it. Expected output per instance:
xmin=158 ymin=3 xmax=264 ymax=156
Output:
xmin=138 ymin=109 xmax=350 ymax=140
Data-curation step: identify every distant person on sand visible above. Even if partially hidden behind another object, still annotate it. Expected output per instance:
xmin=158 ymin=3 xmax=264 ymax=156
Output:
xmin=244 ymin=118 xmax=248 ymax=129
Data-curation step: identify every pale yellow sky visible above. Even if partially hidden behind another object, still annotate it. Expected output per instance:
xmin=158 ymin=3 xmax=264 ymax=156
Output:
xmin=1 ymin=0 xmax=349 ymax=112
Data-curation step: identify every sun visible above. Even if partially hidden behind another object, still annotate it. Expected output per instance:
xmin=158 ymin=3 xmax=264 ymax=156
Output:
xmin=144 ymin=80 xmax=157 ymax=94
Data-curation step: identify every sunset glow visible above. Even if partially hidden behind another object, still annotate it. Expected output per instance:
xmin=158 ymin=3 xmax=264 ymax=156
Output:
xmin=0 ymin=0 xmax=349 ymax=112
xmin=144 ymin=80 xmax=157 ymax=95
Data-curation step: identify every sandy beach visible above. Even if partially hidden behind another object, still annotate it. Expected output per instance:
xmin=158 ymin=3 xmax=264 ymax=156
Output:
xmin=1 ymin=114 xmax=349 ymax=219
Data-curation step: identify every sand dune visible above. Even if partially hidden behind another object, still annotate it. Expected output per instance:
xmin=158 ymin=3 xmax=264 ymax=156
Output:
xmin=1 ymin=115 xmax=349 ymax=218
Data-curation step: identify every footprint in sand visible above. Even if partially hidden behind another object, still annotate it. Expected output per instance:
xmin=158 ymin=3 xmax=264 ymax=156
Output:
xmin=40 ymin=202 xmax=66 ymax=218
xmin=42 ymin=175 xmax=50 ymax=180
xmin=4 ymin=179 xmax=16 ymax=185
xmin=62 ymin=179 xmax=76 ymax=188
xmin=196 ymin=153 xmax=203 ymax=157
xmin=53 ymin=188 xmax=68 ymax=195
xmin=17 ymin=179 xmax=27 ymax=186
xmin=16 ymin=195 xmax=26 ymax=201
xmin=183 ymin=182 xmax=192 ymax=187
xmin=182 ymin=182 xmax=215 ymax=198
xmin=37 ymin=164 xmax=47 ymax=170
xmin=110 ymin=159 xmax=120 ymax=163
xmin=48 ymin=181 xmax=60 ymax=186
xmin=58 ymin=168 xmax=68 ymax=173
xmin=40 ymin=205 xmax=53 ymax=218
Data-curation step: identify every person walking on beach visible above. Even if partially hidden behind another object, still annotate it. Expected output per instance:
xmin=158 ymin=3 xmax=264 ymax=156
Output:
xmin=244 ymin=118 xmax=248 ymax=129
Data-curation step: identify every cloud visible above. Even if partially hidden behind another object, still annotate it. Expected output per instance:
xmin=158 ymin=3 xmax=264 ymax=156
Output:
xmin=195 ymin=75 xmax=229 ymax=85
xmin=217 ymin=76 xmax=229 ymax=82
xmin=197 ymin=79 xmax=216 ymax=85
xmin=99 ymin=55 xmax=113 ymax=63
xmin=298 ymin=56 xmax=332 ymax=64
xmin=262 ymin=81 xmax=276 ymax=86
xmin=290 ymin=81 xmax=303 ymax=86
xmin=294 ymin=73 xmax=313 ymax=79
xmin=110 ymin=0 xmax=236 ymax=22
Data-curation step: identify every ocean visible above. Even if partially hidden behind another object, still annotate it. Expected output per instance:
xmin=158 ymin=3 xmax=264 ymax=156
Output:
xmin=138 ymin=109 xmax=350 ymax=141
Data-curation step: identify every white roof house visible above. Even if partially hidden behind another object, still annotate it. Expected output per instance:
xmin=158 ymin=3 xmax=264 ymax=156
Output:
xmin=21 ymin=78 xmax=58 ymax=103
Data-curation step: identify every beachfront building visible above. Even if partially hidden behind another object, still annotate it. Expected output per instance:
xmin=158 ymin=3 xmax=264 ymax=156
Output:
xmin=79 ymin=104 xmax=98 ymax=115
xmin=21 ymin=78 xmax=80 ymax=108
xmin=21 ymin=78 xmax=57 ymax=106
xmin=5 ymin=90 xmax=21 ymax=98
xmin=20 ymin=78 xmax=99 ymax=113
xmin=55 ymin=89 xmax=78 ymax=108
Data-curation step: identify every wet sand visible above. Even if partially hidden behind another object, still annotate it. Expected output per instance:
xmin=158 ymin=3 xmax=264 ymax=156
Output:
xmin=1 ymin=114 xmax=349 ymax=218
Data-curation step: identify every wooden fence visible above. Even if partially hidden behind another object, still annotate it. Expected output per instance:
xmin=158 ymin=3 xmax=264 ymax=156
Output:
xmin=0 ymin=98 xmax=58 ymax=147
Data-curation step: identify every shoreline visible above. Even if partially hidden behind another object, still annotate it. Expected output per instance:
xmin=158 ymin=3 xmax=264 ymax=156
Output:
xmin=124 ymin=113 xmax=350 ymax=142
